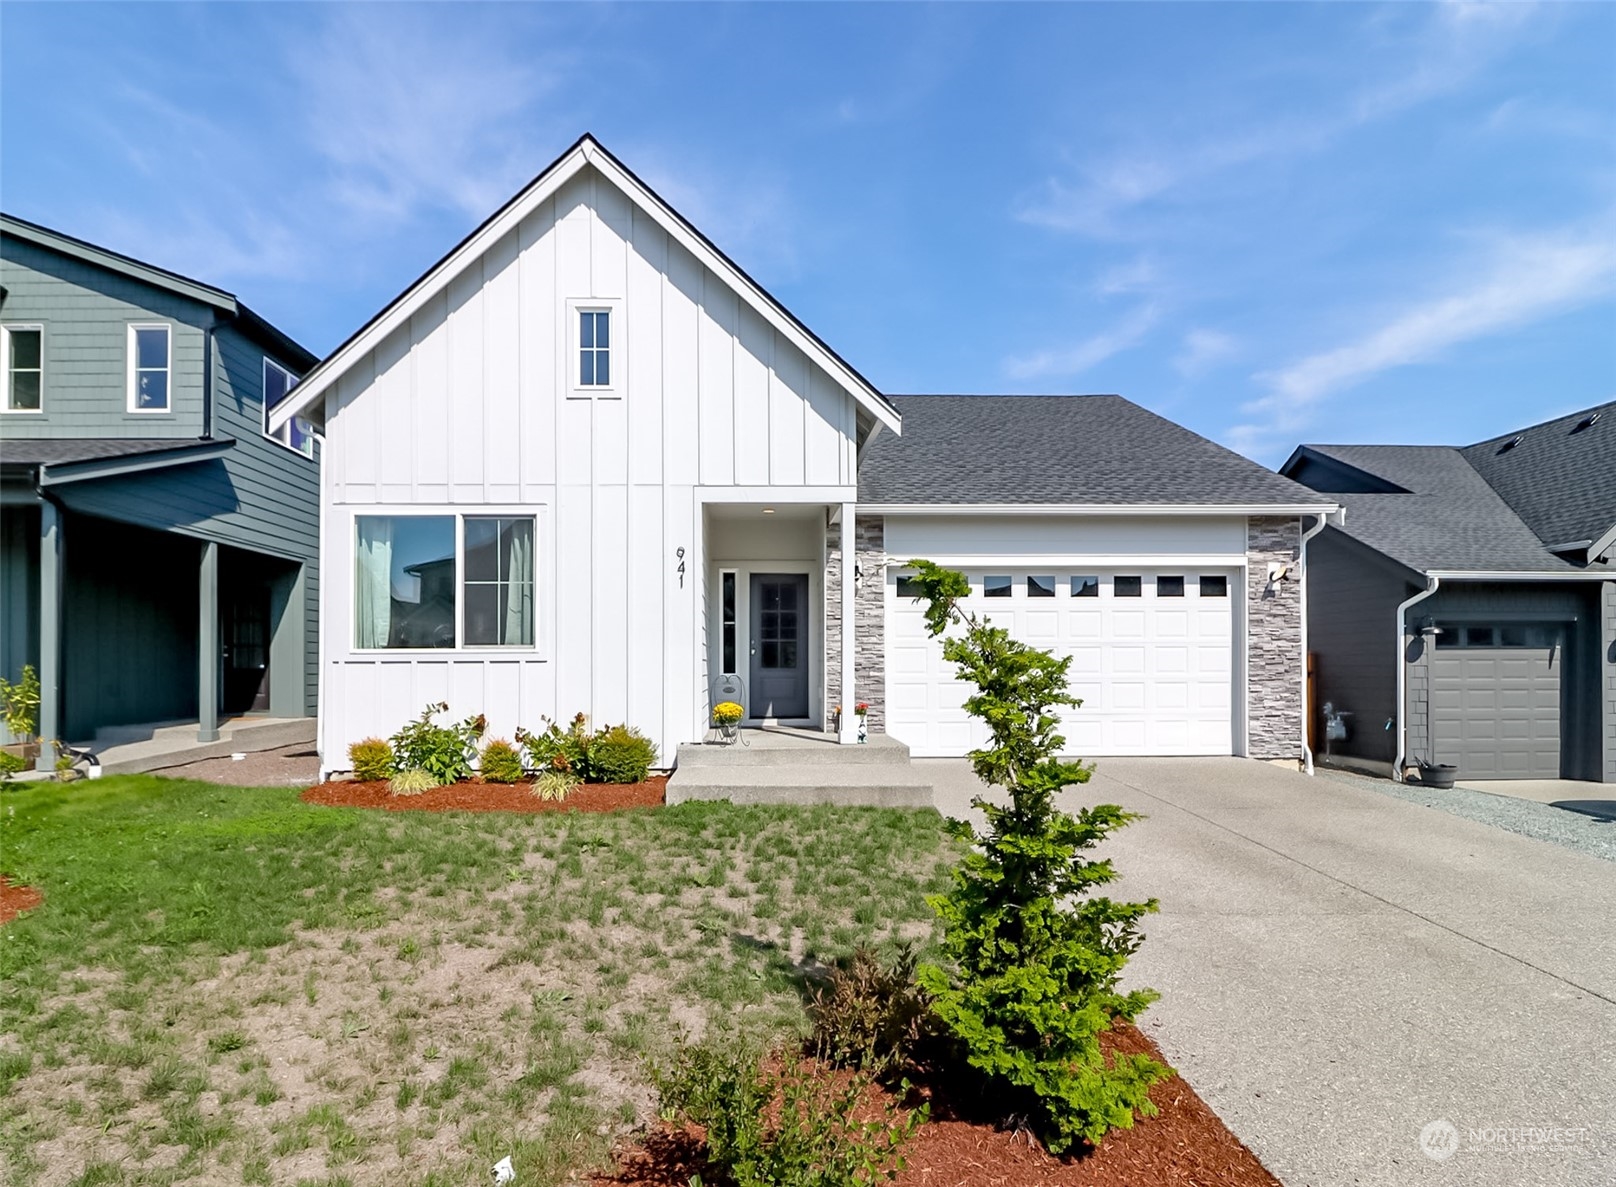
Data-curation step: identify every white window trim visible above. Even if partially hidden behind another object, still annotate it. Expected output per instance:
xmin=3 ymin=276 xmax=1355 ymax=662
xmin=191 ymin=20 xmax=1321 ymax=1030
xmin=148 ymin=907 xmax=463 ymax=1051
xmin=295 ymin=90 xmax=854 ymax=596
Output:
xmin=126 ymin=323 xmax=172 ymax=414
xmin=261 ymin=357 xmax=316 ymax=459
xmin=565 ymin=296 xmax=624 ymax=398
xmin=349 ymin=508 xmax=542 ymax=655
xmin=1 ymin=323 xmax=44 ymax=414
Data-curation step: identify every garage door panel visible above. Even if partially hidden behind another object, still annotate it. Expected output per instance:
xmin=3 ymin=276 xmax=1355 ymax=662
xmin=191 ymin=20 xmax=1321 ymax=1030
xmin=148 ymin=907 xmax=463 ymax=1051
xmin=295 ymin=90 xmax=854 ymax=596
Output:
xmin=888 ymin=566 xmax=1237 ymax=757
xmin=1427 ymin=625 xmax=1561 ymax=779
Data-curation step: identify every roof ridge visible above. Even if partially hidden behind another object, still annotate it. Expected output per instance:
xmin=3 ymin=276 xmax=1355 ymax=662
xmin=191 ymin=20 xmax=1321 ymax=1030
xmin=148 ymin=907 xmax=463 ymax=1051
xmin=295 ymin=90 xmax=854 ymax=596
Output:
xmin=1464 ymin=397 xmax=1616 ymax=448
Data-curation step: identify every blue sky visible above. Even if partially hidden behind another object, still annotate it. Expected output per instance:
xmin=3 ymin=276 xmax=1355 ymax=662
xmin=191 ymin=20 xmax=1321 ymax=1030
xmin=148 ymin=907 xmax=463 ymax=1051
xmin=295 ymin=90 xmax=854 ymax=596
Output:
xmin=4 ymin=2 xmax=1612 ymax=464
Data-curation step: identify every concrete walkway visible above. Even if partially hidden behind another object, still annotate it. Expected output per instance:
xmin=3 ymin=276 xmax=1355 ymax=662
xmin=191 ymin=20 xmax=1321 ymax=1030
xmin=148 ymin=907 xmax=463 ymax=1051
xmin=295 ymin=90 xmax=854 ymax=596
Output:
xmin=921 ymin=756 xmax=1616 ymax=1187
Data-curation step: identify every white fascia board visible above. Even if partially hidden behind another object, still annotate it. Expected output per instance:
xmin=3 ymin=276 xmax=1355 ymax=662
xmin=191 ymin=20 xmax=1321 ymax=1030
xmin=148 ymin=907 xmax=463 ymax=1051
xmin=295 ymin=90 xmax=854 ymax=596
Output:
xmin=1424 ymin=570 xmax=1613 ymax=581
xmin=864 ymin=503 xmax=1342 ymax=517
xmin=697 ymin=485 xmax=857 ymax=505
xmin=1585 ymin=522 xmax=1616 ymax=565
xmin=270 ymin=137 xmax=901 ymax=438
xmin=883 ymin=553 xmax=1248 ymax=568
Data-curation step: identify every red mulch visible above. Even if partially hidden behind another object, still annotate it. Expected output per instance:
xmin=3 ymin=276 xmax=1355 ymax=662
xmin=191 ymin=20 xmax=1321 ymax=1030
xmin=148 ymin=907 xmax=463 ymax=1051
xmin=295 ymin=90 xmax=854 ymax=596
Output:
xmin=299 ymin=775 xmax=666 ymax=814
xmin=0 ymin=876 xmax=43 ymax=925
xmin=596 ymin=1023 xmax=1278 ymax=1187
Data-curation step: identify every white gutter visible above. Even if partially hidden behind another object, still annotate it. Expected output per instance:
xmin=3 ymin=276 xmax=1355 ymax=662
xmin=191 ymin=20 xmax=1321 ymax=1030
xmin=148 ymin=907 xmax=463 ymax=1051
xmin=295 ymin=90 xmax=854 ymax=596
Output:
xmin=864 ymin=503 xmax=1342 ymax=517
xmin=1298 ymin=513 xmax=1331 ymax=775
xmin=1422 ymin=570 xmax=1612 ymax=581
xmin=1392 ymin=575 xmax=1441 ymax=783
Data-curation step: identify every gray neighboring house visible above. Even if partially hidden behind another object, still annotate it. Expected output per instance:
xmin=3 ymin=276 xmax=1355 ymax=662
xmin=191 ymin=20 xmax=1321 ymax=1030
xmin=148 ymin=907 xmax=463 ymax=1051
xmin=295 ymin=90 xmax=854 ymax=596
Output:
xmin=1281 ymin=401 xmax=1616 ymax=784
xmin=0 ymin=214 xmax=320 ymax=766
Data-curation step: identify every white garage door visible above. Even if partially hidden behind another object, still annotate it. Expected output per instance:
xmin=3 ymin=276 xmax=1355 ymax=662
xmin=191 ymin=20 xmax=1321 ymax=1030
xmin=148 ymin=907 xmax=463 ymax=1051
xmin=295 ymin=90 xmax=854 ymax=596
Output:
xmin=886 ymin=568 xmax=1239 ymax=758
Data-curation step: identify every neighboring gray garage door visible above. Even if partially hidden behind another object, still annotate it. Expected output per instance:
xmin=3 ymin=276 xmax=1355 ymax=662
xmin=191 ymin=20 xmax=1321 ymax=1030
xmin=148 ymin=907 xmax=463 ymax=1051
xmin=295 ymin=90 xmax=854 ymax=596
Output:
xmin=1430 ymin=623 xmax=1563 ymax=779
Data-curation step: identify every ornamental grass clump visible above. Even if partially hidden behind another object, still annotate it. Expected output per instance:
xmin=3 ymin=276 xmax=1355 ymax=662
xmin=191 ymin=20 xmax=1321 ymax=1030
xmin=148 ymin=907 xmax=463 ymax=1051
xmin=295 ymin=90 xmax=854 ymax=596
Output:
xmin=902 ymin=559 xmax=1168 ymax=1152
xmin=388 ymin=768 xmax=439 ymax=797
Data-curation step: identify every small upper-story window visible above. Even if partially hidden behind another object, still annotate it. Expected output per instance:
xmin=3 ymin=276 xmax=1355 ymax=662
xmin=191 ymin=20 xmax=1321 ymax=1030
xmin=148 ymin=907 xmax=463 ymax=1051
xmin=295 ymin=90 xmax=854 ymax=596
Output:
xmin=128 ymin=324 xmax=171 ymax=412
xmin=2 ymin=325 xmax=43 ymax=412
xmin=579 ymin=309 xmax=610 ymax=387
xmin=262 ymin=358 xmax=314 ymax=458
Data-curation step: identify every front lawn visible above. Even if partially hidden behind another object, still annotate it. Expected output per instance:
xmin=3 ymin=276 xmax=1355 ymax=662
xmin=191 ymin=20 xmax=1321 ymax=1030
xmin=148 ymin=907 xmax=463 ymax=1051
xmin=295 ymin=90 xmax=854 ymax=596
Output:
xmin=0 ymin=776 xmax=955 ymax=1186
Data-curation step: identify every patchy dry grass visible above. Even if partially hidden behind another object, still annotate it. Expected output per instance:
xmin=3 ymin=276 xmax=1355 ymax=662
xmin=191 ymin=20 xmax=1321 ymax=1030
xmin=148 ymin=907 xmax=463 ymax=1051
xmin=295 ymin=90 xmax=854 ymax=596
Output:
xmin=0 ymin=776 xmax=955 ymax=1186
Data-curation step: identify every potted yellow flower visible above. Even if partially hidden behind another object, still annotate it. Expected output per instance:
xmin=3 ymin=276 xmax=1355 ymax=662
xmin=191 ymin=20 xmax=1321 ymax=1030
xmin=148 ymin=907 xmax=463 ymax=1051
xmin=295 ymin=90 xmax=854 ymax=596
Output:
xmin=712 ymin=700 xmax=744 ymax=743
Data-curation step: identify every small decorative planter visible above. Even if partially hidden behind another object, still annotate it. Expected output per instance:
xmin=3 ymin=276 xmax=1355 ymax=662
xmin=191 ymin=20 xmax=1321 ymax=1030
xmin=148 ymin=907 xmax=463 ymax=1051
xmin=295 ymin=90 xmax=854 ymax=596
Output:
xmin=1417 ymin=761 xmax=1458 ymax=789
xmin=855 ymin=702 xmax=869 ymax=744
xmin=717 ymin=720 xmax=740 ymax=744
xmin=712 ymin=701 xmax=744 ymax=746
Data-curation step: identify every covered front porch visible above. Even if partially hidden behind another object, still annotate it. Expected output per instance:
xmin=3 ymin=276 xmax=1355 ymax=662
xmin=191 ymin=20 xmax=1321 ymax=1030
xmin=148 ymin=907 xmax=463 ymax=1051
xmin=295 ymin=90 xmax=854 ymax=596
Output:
xmin=701 ymin=498 xmax=868 ymax=745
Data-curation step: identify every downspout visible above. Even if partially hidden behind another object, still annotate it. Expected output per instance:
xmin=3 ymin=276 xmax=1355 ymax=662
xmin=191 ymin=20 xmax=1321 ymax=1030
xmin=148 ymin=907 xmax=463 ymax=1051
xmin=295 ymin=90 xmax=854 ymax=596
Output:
xmin=1392 ymin=574 xmax=1441 ymax=782
xmin=1298 ymin=514 xmax=1329 ymax=775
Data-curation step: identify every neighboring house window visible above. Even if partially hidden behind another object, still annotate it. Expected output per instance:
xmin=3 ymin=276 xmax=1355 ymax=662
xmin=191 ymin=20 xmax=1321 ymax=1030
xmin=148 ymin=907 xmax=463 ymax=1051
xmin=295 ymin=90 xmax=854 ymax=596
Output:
xmin=128 ymin=324 xmax=171 ymax=411
xmin=354 ymin=514 xmax=536 ymax=650
xmin=579 ymin=309 xmax=610 ymax=386
xmin=1157 ymin=575 xmax=1185 ymax=597
xmin=2 ymin=325 xmax=43 ymax=412
xmin=262 ymin=358 xmax=315 ymax=458
xmin=1114 ymin=576 xmax=1142 ymax=597
xmin=1071 ymin=576 xmax=1099 ymax=598
xmin=984 ymin=576 xmax=1012 ymax=598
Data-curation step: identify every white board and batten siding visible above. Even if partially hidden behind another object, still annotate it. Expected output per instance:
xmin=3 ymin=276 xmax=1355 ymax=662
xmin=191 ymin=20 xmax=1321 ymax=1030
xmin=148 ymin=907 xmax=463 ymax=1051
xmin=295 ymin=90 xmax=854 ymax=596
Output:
xmin=320 ymin=165 xmax=861 ymax=767
xmin=883 ymin=515 xmax=1249 ymax=758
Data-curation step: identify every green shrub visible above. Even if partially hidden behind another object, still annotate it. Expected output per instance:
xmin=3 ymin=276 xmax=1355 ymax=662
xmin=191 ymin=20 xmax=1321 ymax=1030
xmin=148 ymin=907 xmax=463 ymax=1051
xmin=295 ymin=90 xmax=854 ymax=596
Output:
xmin=348 ymin=737 xmax=394 ymax=782
xmin=810 ymin=945 xmax=930 ymax=1074
xmin=479 ymin=738 xmax=524 ymax=784
xmin=0 ymin=663 xmax=40 ymax=741
xmin=0 ymin=750 xmax=26 ymax=780
xmin=531 ymin=770 xmax=578 ymax=802
xmin=389 ymin=703 xmax=483 ymax=785
xmin=517 ymin=713 xmax=592 ymax=777
xmin=388 ymin=768 xmax=439 ymax=797
xmin=654 ymin=1039 xmax=924 ymax=1187
xmin=903 ymin=559 xmax=1166 ymax=1152
xmin=589 ymin=724 xmax=657 ymax=784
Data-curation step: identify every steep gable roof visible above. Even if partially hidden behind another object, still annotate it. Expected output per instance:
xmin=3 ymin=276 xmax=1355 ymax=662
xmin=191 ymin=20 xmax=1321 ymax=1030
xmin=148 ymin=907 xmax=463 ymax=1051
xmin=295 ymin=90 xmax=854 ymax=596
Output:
xmin=269 ymin=134 xmax=900 ymax=436
xmin=1459 ymin=399 xmax=1616 ymax=559
xmin=860 ymin=395 xmax=1337 ymax=510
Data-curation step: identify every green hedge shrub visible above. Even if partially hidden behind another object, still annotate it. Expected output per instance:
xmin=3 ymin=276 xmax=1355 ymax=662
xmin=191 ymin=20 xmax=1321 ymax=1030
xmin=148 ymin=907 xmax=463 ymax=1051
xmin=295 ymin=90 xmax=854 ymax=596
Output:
xmin=516 ymin=713 xmax=591 ymax=777
xmin=390 ymin=703 xmax=483 ymax=785
xmin=348 ymin=737 xmax=395 ymax=782
xmin=589 ymin=724 xmax=657 ymax=784
xmin=479 ymin=738 xmax=524 ymax=784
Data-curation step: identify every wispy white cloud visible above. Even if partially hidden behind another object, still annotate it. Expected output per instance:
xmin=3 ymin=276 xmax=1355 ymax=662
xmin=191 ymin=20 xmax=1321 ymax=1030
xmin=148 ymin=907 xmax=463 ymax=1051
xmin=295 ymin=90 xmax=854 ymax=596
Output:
xmin=1094 ymin=255 xmax=1159 ymax=296
xmin=1174 ymin=328 xmax=1239 ymax=379
xmin=1004 ymin=303 xmax=1160 ymax=381
xmin=1017 ymin=3 xmax=1543 ymax=238
xmin=1227 ymin=220 xmax=1616 ymax=453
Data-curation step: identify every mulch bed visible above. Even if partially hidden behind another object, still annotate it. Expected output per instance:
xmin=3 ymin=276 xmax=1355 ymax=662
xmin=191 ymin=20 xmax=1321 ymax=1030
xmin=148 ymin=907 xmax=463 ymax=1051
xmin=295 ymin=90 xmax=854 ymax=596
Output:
xmin=300 ymin=775 xmax=666 ymax=814
xmin=0 ymin=876 xmax=43 ymax=925
xmin=597 ymin=1022 xmax=1278 ymax=1187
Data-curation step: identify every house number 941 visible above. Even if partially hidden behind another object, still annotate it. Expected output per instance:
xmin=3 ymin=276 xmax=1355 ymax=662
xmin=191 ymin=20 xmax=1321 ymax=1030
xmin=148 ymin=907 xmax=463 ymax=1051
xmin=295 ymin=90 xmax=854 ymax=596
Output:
xmin=675 ymin=546 xmax=686 ymax=588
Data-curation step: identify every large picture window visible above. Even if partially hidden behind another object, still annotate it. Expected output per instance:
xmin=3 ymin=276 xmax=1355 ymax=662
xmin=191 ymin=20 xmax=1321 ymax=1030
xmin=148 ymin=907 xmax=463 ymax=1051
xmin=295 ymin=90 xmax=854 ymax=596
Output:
xmin=354 ymin=514 xmax=536 ymax=650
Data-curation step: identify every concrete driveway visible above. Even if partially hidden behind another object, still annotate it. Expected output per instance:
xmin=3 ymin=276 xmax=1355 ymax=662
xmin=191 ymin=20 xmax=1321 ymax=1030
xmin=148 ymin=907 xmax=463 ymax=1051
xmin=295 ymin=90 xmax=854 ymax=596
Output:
xmin=921 ymin=756 xmax=1616 ymax=1187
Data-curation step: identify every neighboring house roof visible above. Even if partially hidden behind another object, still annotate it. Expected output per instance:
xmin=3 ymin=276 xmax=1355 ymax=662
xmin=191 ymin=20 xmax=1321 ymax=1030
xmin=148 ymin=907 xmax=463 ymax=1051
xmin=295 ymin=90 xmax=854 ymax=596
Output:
xmin=0 ymin=436 xmax=235 ymax=485
xmin=1459 ymin=400 xmax=1616 ymax=560
xmin=268 ymin=133 xmax=901 ymax=438
xmin=0 ymin=213 xmax=316 ymax=372
xmin=859 ymin=395 xmax=1337 ymax=511
xmin=1284 ymin=399 xmax=1616 ymax=574
xmin=1287 ymin=444 xmax=1583 ymax=575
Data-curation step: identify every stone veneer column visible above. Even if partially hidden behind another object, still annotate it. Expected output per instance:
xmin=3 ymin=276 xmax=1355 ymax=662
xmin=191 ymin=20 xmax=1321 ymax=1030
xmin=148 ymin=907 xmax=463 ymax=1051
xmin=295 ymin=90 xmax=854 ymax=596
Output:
xmin=1246 ymin=516 xmax=1303 ymax=760
xmin=824 ymin=520 xmax=843 ymax=729
xmin=854 ymin=516 xmax=886 ymax=731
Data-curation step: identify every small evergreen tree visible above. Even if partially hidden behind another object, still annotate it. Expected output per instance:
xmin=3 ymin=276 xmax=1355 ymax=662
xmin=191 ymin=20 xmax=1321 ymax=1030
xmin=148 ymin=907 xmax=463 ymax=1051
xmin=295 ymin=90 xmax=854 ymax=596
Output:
xmin=904 ymin=559 xmax=1167 ymax=1152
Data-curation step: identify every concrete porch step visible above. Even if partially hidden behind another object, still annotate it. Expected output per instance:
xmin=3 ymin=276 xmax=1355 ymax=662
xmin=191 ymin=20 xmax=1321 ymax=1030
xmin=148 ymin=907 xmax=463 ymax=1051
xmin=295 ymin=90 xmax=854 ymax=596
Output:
xmin=88 ymin=717 xmax=317 ymax=776
xmin=665 ymin=763 xmax=936 ymax=809
xmin=675 ymin=733 xmax=911 ymax=768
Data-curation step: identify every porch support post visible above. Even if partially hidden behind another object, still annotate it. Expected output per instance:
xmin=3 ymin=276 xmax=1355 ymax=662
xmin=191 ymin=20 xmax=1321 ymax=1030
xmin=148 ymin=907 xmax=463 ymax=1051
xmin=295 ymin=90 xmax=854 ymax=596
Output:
xmin=35 ymin=500 xmax=62 ymax=771
xmin=838 ymin=501 xmax=857 ymax=744
xmin=198 ymin=540 xmax=219 ymax=743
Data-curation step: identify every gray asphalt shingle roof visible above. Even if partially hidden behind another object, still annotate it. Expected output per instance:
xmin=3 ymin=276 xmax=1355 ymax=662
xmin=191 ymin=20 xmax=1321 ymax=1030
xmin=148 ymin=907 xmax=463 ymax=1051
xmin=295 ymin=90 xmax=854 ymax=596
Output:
xmin=0 ymin=437 xmax=230 ymax=468
xmin=1299 ymin=444 xmax=1582 ymax=574
xmin=1459 ymin=400 xmax=1616 ymax=552
xmin=859 ymin=395 xmax=1327 ymax=507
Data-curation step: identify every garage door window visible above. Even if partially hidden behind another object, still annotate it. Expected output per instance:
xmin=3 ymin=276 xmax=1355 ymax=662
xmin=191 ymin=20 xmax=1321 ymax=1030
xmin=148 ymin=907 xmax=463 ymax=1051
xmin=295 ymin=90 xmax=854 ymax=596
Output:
xmin=984 ymin=576 xmax=1012 ymax=598
xmin=1115 ymin=575 xmax=1142 ymax=597
xmin=1157 ymin=575 xmax=1185 ymax=597
xmin=1436 ymin=623 xmax=1561 ymax=649
xmin=1200 ymin=575 xmax=1228 ymax=598
xmin=1072 ymin=575 xmax=1099 ymax=598
xmin=1027 ymin=575 xmax=1056 ymax=598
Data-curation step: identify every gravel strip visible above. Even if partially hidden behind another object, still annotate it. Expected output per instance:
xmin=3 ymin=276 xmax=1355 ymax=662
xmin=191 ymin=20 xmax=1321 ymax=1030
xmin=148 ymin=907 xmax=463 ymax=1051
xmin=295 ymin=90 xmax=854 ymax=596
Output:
xmin=1316 ymin=767 xmax=1616 ymax=864
xmin=151 ymin=742 xmax=321 ymax=787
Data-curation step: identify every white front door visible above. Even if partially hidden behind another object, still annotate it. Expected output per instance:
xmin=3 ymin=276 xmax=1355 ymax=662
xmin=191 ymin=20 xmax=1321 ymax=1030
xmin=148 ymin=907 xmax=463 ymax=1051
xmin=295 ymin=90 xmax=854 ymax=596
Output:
xmin=886 ymin=568 xmax=1239 ymax=757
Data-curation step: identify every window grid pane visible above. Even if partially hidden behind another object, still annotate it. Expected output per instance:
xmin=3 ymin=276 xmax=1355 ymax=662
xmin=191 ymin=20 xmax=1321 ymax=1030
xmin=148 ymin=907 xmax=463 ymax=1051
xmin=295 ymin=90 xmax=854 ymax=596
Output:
xmin=463 ymin=517 xmax=536 ymax=647
xmin=1199 ymin=575 xmax=1228 ymax=598
xmin=1115 ymin=576 xmax=1142 ymax=597
xmin=1157 ymin=575 xmax=1185 ymax=597
xmin=580 ymin=311 xmax=611 ymax=387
